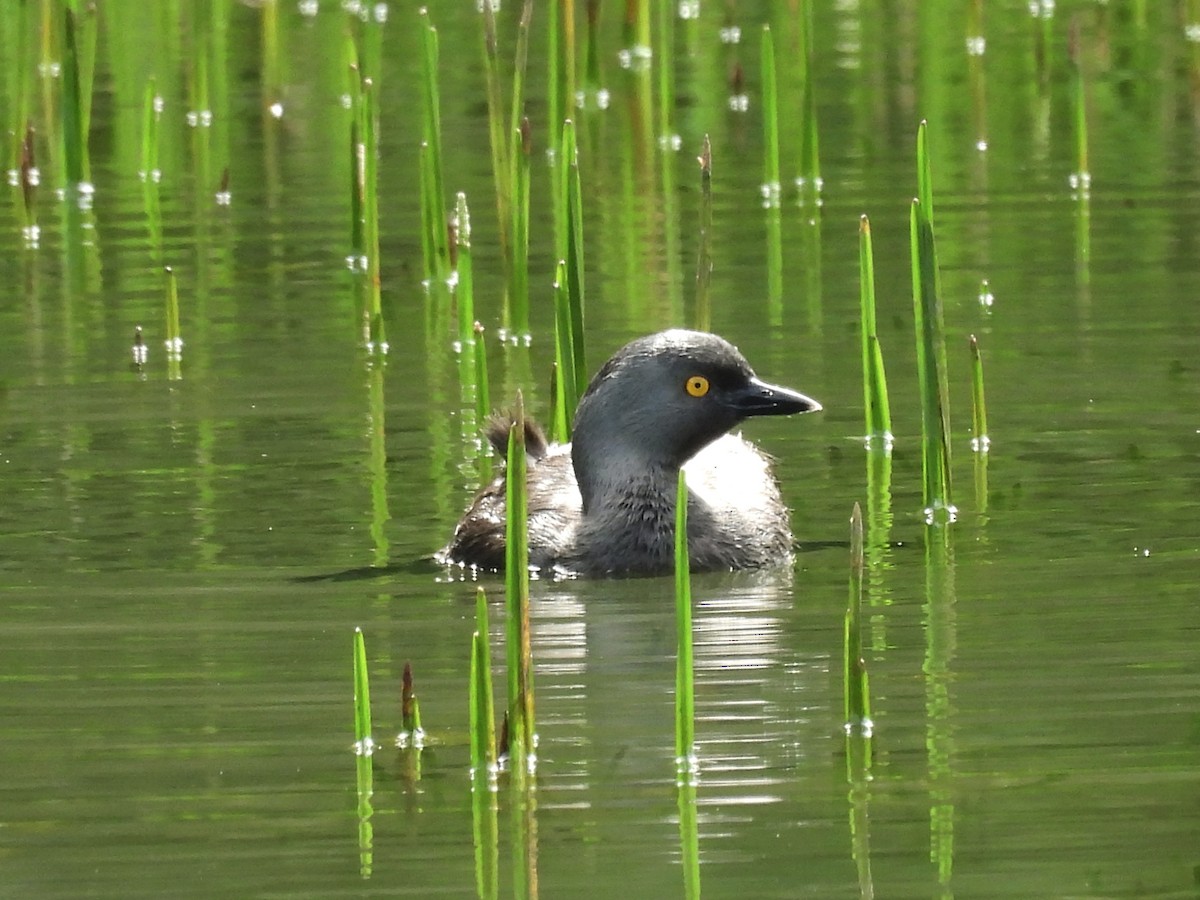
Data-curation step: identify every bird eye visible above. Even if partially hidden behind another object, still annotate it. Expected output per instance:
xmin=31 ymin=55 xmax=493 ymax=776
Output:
xmin=685 ymin=375 xmax=710 ymax=398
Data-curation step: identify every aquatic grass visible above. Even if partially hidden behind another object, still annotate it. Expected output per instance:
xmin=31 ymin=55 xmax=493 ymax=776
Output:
xmin=479 ymin=0 xmax=512 ymax=318
xmin=454 ymin=193 xmax=475 ymax=350
xmin=401 ymin=661 xmax=423 ymax=742
xmin=556 ymin=120 xmax=588 ymax=411
xmin=75 ymin=1 xmax=97 ymax=167
xmin=352 ymin=627 xmax=373 ymax=756
xmin=761 ymin=25 xmax=783 ymax=322
xmin=509 ymin=118 xmax=532 ymax=338
xmin=551 ymin=260 xmax=575 ymax=444
xmin=1067 ymin=17 xmax=1091 ymax=193
xmin=795 ymin=0 xmax=821 ymax=201
xmin=140 ymin=79 xmax=161 ymax=185
xmin=674 ymin=470 xmax=696 ymax=775
xmin=5 ymin=0 xmax=32 ymax=176
xmin=844 ymin=503 xmax=872 ymax=734
xmin=140 ymin=81 xmax=163 ymax=264
xmin=60 ymin=6 xmax=85 ymax=188
xmin=473 ymin=321 xmax=494 ymax=482
xmin=352 ymin=627 xmax=374 ymax=878
xmin=18 ymin=123 xmax=38 ymax=246
xmin=970 ymin=335 xmax=989 ymax=515
xmin=968 ymin=335 xmax=988 ymax=454
xmin=655 ymin=0 xmax=678 ymax=150
xmin=419 ymin=9 xmax=450 ymax=291
xmin=966 ymin=0 xmax=987 ymax=151
xmin=547 ymin=0 xmax=561 ymax=155
xmin=549 ymin=122 xmax=590 ymax=440
xmin=164 ymin=266 xmax=183 ymax=380
xmin=367 ymin=363 xmax=390 ymax=566
xmin=1031 ymin=0 xmax=1054 ymax=82
xmin=858 ymin=215 xmax=892 ymax=447
xmin=503 ymin=1 xmax=535 ymax=339
xmin=470 ymin=587 xmax=498 ymax=780
xmin=760 ymin=25 xmax=780 ymax=209
xmin=911 ymin=122 xmax=954 ymax=521
xmin=582 ymin=0 xmax=604 ymax=105
xmin=355 ymin=76 xmax=385 ymax=352
xmin=504 ymin=394 xmax=535 ymax=776
xmin=694 ymin=135 xmax=712 ymax=332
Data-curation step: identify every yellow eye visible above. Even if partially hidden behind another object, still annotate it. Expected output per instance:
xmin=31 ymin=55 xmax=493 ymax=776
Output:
xmin=685 ymin=375 xmax=709 ymax=398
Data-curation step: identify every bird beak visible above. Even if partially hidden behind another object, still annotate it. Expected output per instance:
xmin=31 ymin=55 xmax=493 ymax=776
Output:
xmin=729 ymin=377 xmax=822 ymax=417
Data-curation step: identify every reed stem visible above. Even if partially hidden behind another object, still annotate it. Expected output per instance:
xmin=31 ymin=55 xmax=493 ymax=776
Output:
xmin=352 ymin=627 xmax=373 ymax=755
xmin=911 ymin=122 xmax=954 ymax=521
xmin=470 ymin=587 xmax=498 ymax=779
xmin=455 ymin=193 xmax=475 ymax=350
xmin=694 ymin=136 xmax=713 ymax=332
xmin=969 ymin=335 xmax=989 ymax=453
xmin=859 ymin=215 xmax=892 ymax=446
xmin=674 ymin=470 xmax=696 ymax=773
xmin=760 ymin=25 xmax=780 ymax=209
xmin=504 ymin=393 xmax=534 ymax=775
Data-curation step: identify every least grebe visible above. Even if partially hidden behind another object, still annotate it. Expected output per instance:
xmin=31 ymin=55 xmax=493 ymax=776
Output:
xmin=438 ymin=330 xmax=821 ymax=576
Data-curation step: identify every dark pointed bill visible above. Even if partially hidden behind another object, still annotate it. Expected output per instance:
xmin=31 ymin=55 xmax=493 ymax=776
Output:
xmin=729 ymin=377 xmax=822 ymax=417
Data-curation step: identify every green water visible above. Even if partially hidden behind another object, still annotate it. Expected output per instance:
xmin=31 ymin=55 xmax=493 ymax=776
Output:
xmin=3 ymin=2 xmax=1199 ymax=897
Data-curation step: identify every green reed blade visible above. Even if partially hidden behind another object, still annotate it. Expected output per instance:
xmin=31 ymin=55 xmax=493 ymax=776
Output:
xmin=473 ymin=321 xmax=494 ymax=482
xmin=163 ymin=267 xmax=182 ymax=375
xmin=504 ymin=393 xmax=533 ymax=774
xmin=695 ymin=135 xmax=713 ymax=332
xmin=60 ymin=7 xmax=84 ymax=186
xmin=911 ymin=122 xmax=953 ymax=518
xmin=419 ymin=9 xmax=449 ymax=285
xmin=969 ymin=335 xmax=989 ymax=453
xmin=509 ymin=120 xmax=531 ymax=338
xmin=506 ymin=4 xmax=534 ymax=337
xmin=584 ymin=0 xmax=602 ymax=100
xmin=1068 ymin=16 xmax=1090 ymax=190
xmin=18 ymin=123 xmax=37 ymax=235
xmin=797 ymin=0 xmax=821 ymax=197
xmin=844 ymin=503 xmax=871 ymax=730
xmin=401 ymin=661 xmax=417 ymax=734
xmin=858 ymin=215 xmax=892 ymax=444
xmin=916 ymin=120 xmax=935 ymax=226
xmin=562 ymin=120 xmax=588 ymax=400
xmin=760 ymin=25 xmax=780 ymax=207
xmin=480 ymin=1 xmax=512 ymax=285
xmin=552 ymin=259 xmax=577 ymax=444
xmin=470 ymin=587 xmax=498 ymax=777
xmin=360 ymin=77 xmax=384 ymax=349
xmin=674 ymin=470 xmax=695 ymax=770
xmin=910 ymin=198 xmax=953 ymax=518
xmin=141 ymin=79 xmax=160 ymax=184
xmin=7 ymin=0 xmax=31 ymax=175
xmin=350 ymin=119 xmax=365 ymax=270
xmin=547 ymin=0 xmax=561 ymax=153
xmin=655 ymin=0 xmax=677 ymax=149
xmin=509 ymin=0 xmax=534 ymax=156
xmin=455 ymin=193 xmax=475 ymax=349
xmin=352 ymin=627 xmax=373 ymax=751
xmin=76 ymin=1 xmax=96 ymax=163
